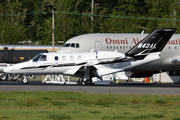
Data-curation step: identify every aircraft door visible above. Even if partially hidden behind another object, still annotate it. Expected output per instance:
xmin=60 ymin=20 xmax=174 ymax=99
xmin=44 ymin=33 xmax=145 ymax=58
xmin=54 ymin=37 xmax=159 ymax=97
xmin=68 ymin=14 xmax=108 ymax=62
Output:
xmin=94 ymin=41 xmax=102 ymax=51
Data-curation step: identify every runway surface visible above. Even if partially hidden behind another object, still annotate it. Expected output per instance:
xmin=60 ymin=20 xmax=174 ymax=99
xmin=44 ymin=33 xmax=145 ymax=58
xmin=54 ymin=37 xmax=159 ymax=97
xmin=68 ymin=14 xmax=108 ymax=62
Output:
xmin=0 ymin=81 xmax=180 ymax=95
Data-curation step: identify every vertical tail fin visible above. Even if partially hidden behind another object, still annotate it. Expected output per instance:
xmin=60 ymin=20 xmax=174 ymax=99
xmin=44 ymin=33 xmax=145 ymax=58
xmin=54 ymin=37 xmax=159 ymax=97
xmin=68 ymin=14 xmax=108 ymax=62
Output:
xmin=126 ymin=28 xmax=177 ymax=57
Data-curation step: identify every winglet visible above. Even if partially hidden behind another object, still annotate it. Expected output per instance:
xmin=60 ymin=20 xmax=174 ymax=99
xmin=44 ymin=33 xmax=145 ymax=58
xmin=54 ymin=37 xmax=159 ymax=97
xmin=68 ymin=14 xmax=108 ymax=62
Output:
xmin=126 ymin=28 xmax=177 ymax=57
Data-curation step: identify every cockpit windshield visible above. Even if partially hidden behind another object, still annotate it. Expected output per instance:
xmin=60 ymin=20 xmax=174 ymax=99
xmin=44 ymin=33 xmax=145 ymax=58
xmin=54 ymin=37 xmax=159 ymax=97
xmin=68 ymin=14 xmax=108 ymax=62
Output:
xmin=32 ymin=54 xmax=47 ymax=62
xmin=63 ymin=43 xmax=80 ymax=48
xmin=71 ymin=43 xmax=75 ymax=48
xmin=63 ymin=43 xmax=70 ymax=47
xmin=40 ymin=55 xmax=47 ymax=61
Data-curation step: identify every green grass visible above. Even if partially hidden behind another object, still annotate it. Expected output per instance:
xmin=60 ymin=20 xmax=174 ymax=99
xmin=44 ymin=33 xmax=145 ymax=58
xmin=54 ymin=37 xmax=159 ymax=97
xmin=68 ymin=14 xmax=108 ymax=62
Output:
xmin=0 ymin=92 xmax=180 ymax=119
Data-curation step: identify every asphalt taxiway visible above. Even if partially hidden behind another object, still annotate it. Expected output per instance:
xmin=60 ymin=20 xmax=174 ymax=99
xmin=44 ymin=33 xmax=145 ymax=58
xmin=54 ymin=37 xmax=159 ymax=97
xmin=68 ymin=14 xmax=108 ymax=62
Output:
xmin=0 ymin=81 xmax=180 ymax=95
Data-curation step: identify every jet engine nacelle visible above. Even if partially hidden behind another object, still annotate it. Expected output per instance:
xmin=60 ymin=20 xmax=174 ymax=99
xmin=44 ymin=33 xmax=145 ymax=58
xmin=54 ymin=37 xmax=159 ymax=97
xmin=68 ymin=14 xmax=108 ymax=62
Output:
xmin=125 ymin=71 xmax=158 ymax=78
xmin=96 ymin=51 xmax=125 ymax=62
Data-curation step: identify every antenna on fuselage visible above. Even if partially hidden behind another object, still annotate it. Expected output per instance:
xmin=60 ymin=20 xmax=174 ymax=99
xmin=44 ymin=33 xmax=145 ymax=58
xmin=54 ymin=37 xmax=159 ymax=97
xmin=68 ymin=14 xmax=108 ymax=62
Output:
xmin=141 ymin=30 xmax=144 ymax=34
xmin=90 ymin=49 xmax=94 ymax=52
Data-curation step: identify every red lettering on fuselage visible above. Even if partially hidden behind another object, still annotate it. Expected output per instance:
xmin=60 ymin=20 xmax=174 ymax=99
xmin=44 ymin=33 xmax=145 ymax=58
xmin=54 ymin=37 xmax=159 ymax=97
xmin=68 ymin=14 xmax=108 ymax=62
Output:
xmin=105 ymin=38 xmax=180 ymax=45
xmin=131 ymin=38 xmax=140 ymax=44
xmin=105 ymin=38 xmax=111 ymax=44
xmin=105 ymin=38 xmax=128 ymax=44
xmin=167 ymin=39 xmax=180 ymax=45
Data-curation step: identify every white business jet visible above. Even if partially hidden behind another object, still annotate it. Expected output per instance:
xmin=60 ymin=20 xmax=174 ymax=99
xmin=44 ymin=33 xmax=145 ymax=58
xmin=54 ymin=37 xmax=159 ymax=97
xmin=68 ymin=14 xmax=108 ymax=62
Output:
xmin=3 ymin=28 xmax=177 ymax=84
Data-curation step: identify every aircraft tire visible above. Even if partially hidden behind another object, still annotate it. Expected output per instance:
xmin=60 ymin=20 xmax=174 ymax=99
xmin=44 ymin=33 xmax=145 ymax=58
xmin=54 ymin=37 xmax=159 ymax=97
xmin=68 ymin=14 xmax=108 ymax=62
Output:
xmin=109 ymin=82 xmax=114 ymax=86
xmin=85 ymin=79 xmax=92 ymax=85
xmin=22 ymin=77 xmax=28 ymax=84
xmin=0 ymin=74 xmax=8 ymax=81
xmin=77 ymin=79 xmax=83 ymax=85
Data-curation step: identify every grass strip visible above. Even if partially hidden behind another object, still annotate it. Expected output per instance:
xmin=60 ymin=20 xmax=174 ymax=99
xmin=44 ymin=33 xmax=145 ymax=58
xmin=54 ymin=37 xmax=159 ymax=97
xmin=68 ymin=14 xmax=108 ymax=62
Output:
xmin=0 ymin=91 xmax=179 ymax=120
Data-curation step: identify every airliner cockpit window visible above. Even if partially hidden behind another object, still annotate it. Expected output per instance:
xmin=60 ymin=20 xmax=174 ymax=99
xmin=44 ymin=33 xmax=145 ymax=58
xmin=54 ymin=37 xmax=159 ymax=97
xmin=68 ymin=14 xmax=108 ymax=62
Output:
xmin=40 ymin=55 xmax=47 ymax=61
xmin=63 ymin=43 xmax=70 ymax=47
xmin=71 ymin=43 xmax=75 ymax=48
xmin=32 ymin=54 xmax=42 ymax=62
xmin=63 ymin=43 xmax=79 ymax=48
xmin=76 ymin=43 xmax=80 ymax=48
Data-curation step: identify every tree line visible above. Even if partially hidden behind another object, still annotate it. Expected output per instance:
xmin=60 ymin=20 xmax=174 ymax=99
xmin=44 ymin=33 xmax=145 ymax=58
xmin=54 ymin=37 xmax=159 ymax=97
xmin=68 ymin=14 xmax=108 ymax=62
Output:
xmin=0 ymin=0 xmax=179 ymax=45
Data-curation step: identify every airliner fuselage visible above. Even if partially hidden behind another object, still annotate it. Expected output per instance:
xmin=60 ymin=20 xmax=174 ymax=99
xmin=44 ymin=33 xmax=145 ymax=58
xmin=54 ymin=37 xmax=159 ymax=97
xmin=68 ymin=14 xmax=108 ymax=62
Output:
xmin=57 ymin=33 xmax=180 ymax=72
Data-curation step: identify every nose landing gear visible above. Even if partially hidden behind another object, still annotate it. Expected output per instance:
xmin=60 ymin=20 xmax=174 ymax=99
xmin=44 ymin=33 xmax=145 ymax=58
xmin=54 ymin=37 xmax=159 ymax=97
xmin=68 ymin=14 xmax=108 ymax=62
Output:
xmin=21 ymin=76 xmax=28 ymax=84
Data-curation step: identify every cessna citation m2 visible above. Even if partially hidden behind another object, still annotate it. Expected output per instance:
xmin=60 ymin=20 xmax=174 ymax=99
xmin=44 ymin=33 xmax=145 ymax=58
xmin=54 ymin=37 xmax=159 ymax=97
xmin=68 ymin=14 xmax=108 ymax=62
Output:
xmin=3 ymin=28 xmax=177 ymax=84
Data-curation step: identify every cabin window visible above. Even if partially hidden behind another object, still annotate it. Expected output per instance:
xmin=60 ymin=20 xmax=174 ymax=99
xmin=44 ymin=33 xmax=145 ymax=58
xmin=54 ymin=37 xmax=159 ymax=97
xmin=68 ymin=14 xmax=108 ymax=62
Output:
xmin=71 ymin=43 xmax=75 ymax=48
xmin=126 ymin=46 xmax=128 ymax=49
xmin=110 ymin=46 xmax=112 ymax=49
xmin=70 ymin=56 xmax=74 ymax=61
xmin=175 ymin=46 xmax=177 ymax=49
xmin=123 ymin=46 xmax=125 ymax=49
xmin=40 ymin=55 xmax=47 ymax=61
xmin=169 ymin=46 xmax=170 ymax=49
xmin=129 ymin=46 xmax=131 ymax=49
xmin=55 ymin=56 xmax=58 ymax=61
xmin=62 ymin=56 xmax=66 ymax=61
xmin=76 ymin=43 xmax=80 ymax=48
xmin=113 ymin=46 xmax=115 ymax=49
xmin=78 ymin=56 xmax=82 ymax=61
xmin=119 ymin=46 xmax=121 ymax=49
xmin=107 ymin=46 xmax=109 ymax=49
xmin=117 ymin=46 xmax=118 ymax=49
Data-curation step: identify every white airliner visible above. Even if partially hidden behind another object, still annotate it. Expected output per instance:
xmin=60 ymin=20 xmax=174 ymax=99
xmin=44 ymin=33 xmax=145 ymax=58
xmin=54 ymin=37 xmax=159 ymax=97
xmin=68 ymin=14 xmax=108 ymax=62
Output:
xmin=3 ymin=28 xmax=177 ymax=84
xmin=57 ymin=29 xmax=180 ymax=77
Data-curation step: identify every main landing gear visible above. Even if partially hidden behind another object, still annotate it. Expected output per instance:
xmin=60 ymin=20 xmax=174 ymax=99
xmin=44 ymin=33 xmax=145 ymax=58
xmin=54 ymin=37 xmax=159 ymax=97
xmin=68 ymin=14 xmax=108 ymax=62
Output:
xmin=85 ymin=79 xmax=93 ymax=85
xmin=77 ymin=79 xmax=93 ymax=85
